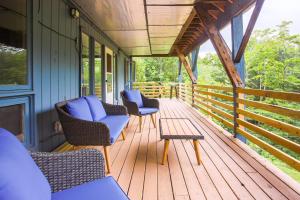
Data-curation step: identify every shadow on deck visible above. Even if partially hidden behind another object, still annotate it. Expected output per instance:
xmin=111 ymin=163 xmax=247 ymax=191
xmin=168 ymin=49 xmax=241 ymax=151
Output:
xmin=58 ymin=99 xmax=300 ymax=200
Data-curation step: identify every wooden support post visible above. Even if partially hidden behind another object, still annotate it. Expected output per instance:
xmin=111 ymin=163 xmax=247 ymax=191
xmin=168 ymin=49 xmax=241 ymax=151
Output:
xmin=195 ymin=8 xmax=244 ymax=88
xmin=161 ymin=139 xmax=170 ymax=165
xmin=177 ymin=50 xmax=197 ymax=83
xmin=232 ymin=14 xmax=247 ymax=140
xmin=103 ymin=146 xmax=111 ymax=174
xmin=234 ymin=0 xmax=265 ymax=63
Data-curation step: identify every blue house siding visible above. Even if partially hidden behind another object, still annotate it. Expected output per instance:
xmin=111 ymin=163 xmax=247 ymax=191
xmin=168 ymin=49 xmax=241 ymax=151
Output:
xmin=0 ymin=0 xmax=128 ymax=151
xmin=0 ymin=0 xmax=129 ymax=151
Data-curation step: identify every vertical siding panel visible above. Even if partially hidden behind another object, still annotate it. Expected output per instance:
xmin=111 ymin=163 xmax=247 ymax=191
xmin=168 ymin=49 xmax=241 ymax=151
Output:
xmin=51 ymin=0 xmax=60 ymax=146
xmin=41 ymin=27 xmax=51 ymax=151
xmin=58 ymin=0 xmax=66 ymax=101
xmin=41 ymin=0 xmax=52 ymax=150
xmin=32 ymin=0 xmax=42 ymax=150
xmin=65 ymin=4 xmax=71 ymax=100
xmin=70 ymin=17 xmax=77 ymax=99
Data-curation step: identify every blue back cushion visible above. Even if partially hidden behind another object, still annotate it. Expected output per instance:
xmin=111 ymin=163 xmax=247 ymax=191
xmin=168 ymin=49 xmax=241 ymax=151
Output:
xmin=125 ymin=90 xmax=143 ymax=107
xmin=66 ymin=97 xmax=93 ymax=121
xmin=85 ymin=95 xmax=107 ymax=121
xmin=0 ymin=128 xmax=51 ymax=200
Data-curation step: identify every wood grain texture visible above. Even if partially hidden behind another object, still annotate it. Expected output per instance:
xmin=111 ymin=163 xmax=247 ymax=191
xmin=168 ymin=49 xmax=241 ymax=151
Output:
xmin=55 ymin=99 xmax=300 ymax=200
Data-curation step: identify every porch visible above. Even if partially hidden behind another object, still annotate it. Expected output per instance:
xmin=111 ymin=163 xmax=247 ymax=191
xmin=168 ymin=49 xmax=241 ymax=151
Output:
xmin=58 ymin=99 xmax=300 ymax=200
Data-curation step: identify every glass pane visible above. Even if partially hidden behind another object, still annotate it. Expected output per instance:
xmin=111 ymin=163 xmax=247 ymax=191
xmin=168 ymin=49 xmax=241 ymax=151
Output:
xmin=0 ymin=0 xmax=27 ymax=85
xmin=107 ymin=73 xmax=112 ymax=93
xmin=94 ymin=41 xmax=102 ymax=99
xmin=81 ymin=33 xmax=90 ymax=96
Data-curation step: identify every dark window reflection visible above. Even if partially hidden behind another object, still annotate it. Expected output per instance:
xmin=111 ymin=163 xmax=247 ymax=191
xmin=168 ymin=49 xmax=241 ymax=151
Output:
xmin=0 ymin=0 xmax=27 ymax=85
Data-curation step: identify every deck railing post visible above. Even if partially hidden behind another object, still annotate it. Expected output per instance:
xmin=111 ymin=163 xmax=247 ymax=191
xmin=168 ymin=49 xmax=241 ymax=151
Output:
xmin=192 ymin=83 xmax=195 ymax=107
xmin=233 ymin=86 xmax=238 ymax=138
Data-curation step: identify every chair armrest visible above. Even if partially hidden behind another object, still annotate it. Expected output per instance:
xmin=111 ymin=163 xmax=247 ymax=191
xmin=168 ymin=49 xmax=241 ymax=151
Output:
xmin=31 ymin=149 xmax=105 ymax=192
xmin=56 ymin=106 xmax=111 ymax=146
xmin=102 ymin=102 xmax=128 ymax=115
xmin=142 ymin=95 xmax=159 ymax=109
xmin=122 ymin=98 xmax=140 ymax=115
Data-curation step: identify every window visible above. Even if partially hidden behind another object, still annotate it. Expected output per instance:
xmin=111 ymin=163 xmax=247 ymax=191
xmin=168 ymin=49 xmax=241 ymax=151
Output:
xmin=94 ymin=41 xmax=102 ymax=98
xmin=81 ymin=33 xmax=90 ymax=96
xmin=0 ymin=0 xmax=28 ymax=86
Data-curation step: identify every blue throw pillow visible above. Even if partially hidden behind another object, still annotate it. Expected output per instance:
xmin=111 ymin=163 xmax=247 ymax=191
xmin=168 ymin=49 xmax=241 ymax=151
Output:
xmin=125 ymin=90 xmax=143 ymax=107
xmin=0 ymin=128 xmax=51 ymax=200
xmin=85 ymin=95 xmax=107 ymax=121
xmin=66 ymin=97 xmax=93 ymax=121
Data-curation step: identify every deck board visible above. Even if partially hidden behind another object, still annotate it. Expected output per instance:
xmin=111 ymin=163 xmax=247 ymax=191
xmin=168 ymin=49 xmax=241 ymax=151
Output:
xmin=57 ymin=99 xmax=300 ymax=200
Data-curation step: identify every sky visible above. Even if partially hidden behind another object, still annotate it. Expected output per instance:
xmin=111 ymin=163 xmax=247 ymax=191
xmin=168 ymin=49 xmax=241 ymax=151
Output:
xmin=199 ymin=0 xmax=300 ymax=57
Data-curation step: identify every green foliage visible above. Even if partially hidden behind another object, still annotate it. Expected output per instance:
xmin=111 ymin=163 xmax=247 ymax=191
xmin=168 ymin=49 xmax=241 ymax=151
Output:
xmin=0 ymin=47 xmax=27 ymax=85
xmin=134 ymin=57 xmax=178 ymax=82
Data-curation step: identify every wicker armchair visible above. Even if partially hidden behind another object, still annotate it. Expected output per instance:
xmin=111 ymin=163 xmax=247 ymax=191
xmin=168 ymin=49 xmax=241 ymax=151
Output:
xmin=121 ymin=90 xmax=159 ymax=132
xmin=0 ymin=128 xmax=129 ymax=200
xmin=55 ymin=98 xmax=129 ymax=173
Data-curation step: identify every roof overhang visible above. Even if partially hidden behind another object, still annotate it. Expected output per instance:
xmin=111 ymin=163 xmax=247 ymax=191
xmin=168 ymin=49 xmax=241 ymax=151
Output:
xmin=71 ymin=0 xmax=256 ymax=56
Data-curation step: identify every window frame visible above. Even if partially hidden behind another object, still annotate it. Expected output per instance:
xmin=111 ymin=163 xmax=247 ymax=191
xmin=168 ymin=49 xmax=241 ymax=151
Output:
xmin=0 ymin=0 xmax=33 ymax=91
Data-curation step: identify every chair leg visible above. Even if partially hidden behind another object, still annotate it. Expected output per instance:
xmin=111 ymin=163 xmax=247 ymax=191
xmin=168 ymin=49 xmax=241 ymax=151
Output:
xmin=150 ymin=114 xmax=156 ymax=128
xmin=139 ymin=116 xmax=142 ymax=132
xmin=121 ymin=130 xmax=126 ymax=140
xmin=161 ymin=139 xmax=170 ymax=165
xmin=103 ymin=146 xmax=111 ymax=173
xmin=193 ymin=140 xmax=202 ymax=165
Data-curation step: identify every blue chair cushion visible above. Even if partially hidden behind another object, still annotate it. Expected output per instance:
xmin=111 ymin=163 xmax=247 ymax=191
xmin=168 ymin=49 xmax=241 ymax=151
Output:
xmin=125 ymin=90 xmax=143 ymax=108
xmin=85 ymin=95 xmax=107 ymax=121
xmin=52 ymin=176 xmax=128 ymax=200
xmin=66 ymin=97 xmax=93 ymax=121
xmin=139 ymin=107 xmax=159 ymax=115
xmin=0 ymin=128 xmax=51 ymax=200
xmin=99 ymin=115 xmax=129 ymax=143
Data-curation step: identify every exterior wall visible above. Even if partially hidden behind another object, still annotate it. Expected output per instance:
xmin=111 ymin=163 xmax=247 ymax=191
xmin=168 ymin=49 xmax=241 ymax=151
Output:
xmin=0 ymin=0 xmax=129 ymax=151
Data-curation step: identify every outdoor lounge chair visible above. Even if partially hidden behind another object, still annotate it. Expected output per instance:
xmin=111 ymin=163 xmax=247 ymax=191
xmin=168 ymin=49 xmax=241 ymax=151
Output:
xmin=55 ymin=95 xmax=129 ymax=173
xmin=0 ymin=128 xmax=129 ymax=200
xmin=121 ymin=90 xmax=159 ymax=132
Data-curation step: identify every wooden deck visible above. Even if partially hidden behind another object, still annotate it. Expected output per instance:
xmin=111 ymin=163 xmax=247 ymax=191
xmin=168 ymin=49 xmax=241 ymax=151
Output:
xmin=59 ymin=99 xmax=300 ymax=200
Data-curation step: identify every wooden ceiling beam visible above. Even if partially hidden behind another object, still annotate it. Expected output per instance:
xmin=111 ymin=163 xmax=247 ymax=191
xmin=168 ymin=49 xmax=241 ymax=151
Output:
xmin=177 ymin=49 xmax=197 ymax=83
xmin=196 ymin=7 xmax=243 ymax=87
xmin=234 ymin=0 xmax=265 ymax=62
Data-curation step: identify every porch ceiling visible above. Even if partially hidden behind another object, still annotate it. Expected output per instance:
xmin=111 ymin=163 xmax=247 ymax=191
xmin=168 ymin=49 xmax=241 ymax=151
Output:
xmin=72 ymin=0 xmax=256 ymax=56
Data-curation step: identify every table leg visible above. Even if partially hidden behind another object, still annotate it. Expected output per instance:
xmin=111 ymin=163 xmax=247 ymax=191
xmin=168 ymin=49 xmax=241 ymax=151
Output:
xmin=193 ymin=139 xmax=202 ymax=165
xmin=161 ymin=139 xmax=170 ymax=165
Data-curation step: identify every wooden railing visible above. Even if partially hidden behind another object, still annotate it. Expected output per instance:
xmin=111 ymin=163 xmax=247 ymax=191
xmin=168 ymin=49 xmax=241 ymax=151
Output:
xmin=133 ymin=82 xmax=300 ymax=172
xmin=132 ymin=82 xmax=175 ymax=98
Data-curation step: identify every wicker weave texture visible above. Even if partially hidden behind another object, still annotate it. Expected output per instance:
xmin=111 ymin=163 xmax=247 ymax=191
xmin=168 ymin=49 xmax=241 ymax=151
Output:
xmin=31 ymin=149 xmax=105 ymax=192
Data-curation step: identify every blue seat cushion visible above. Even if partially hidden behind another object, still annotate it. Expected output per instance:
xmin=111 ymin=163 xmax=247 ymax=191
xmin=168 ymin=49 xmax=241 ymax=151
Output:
xmin=66 ymin=97 xmax=93 ymax=121
xmin=85 ymin=95 xmax=107 ymax=121
xmin=52 ymin=176 xmax=128 ymax=200
xmin=139 ymin=107 xmax=158 ymax=115
xmin=0 ymin=128 xmax=51 ymax=200
xmin=125 ymin=90 xmax=143 ymax=107
xmin=99 ymin=115 xmax=129 ymax=143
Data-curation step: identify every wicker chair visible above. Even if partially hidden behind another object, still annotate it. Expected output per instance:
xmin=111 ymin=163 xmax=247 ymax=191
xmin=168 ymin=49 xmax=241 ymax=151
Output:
xmin=0 ymin=128 xmax=129 ymax=199
xmin=121 ymin=90 xmax=159 ymax=132
xmin=55 ymin=97 xmax=128 ymax=173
